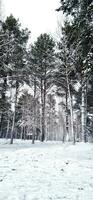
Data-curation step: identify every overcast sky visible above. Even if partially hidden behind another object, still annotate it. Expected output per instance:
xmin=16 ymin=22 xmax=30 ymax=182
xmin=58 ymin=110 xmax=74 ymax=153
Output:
xmin=3 ymin=0 xmax=63 ymax=42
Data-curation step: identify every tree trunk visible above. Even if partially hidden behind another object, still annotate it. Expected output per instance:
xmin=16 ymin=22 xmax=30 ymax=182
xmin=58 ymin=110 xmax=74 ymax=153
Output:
xmin=21 ymin=126 xmax=23 ymax=140
xmin=10 ymin=81 xmax=18 ymax=144
xmin=68 ymin=84 xmax=75 ymax=144
xmin=41 ymin=77 xmax=46 ymax=142
xmin=65 ymin=88 xmax=69 ymax=142
xmin=65 ymin=66 xmax=70 ymax=142
xmin=41 ymin=78 xmax=44 ymax=142
xmin=10 ymin=110 xmax=15 ymax=144
xmin=0 ymin=77 xmax=7 ymax=138
xmin=81 ymin=76 xmax=87 ymax=142
xmin=66 ymin=66 xmax=74 ymax=143
xmin=0 ymin=113 xmax=4 ymax=138
xmin=32 ymin=76 xmax=37 ymax=144
xmin=6 ymin=112 xmax=10 ymax=139
xmin=23 ymin=126 xmax=26 ymax=140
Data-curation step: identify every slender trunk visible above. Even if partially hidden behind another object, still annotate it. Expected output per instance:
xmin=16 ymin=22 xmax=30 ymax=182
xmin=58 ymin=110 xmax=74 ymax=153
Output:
xmin=85 ymin=80 xmax=87 ymax=142
xmin=66 ymin=66 xmax=74 ymax=143
xmin=20 ymin=113 xmax=23 ymax=140
xmin=43 ymin=77 xmax=46 ymax=138
xmin=65 ymin=90 xmax=69 ymax=142
xmin=60 ymin=110 xmax=66 ymax=142
xmin=81 ymin=85 xmax=85 ymax=141
xmin=68 ymin=85 xmax=75 ymax=144
xmin=10 ymin=81 xmax=18 ymax=144
xmin=41 ymin=78 xmax=44 ymax=141
xmin=23 ymin=126 xmax=26 ymax=140
xmin=81 ymin=76 xmax=87 ymax=142
xmin=41 ymin=75 xmax=46 ymax=142
xmin=49 ymin=111 xmax=51 ymax=140
xmin=21 ymin=126 xmax=23 ymax=140
xmin=0 ymin=113 xmax=4 ymax=138
xmin=6 ymin=112 xmax=10 ymax=139
xmin=0 ymin=77 xmax=7 ymax=138
xmin=65 ymin=67 xmax=69 ymax=142
xmin=70 ymin=94 xmax=75 ymax=144
xmin=32 ymin=76 xmax=37 ymax=144
xmin=40 ymin=78 xmax=45 ymax=142
xmin=10 ymin=110 xmax=15 ymax=144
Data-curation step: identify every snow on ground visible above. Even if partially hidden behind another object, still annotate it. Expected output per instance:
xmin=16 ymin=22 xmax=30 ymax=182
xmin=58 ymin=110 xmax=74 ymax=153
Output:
xmin=0 ymin=139 xmax=93 ymax=200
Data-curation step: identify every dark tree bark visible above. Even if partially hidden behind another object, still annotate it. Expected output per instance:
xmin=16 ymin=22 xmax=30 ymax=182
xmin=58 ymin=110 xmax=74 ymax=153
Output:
xmin=32 ymin=76 xmax=37 ymax=144
xmin=0 ymin=77 xmax=7 ymax=138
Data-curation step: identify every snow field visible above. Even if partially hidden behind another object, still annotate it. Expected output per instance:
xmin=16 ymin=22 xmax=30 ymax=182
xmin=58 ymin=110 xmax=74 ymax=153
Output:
xmin=0 ymin=140 xmax=93 ymax=200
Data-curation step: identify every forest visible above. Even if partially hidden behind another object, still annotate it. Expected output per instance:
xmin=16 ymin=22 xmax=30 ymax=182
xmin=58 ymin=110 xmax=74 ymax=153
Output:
xmin=0 ymin=0 xmax=93 ymax=145
xmin=0 ymin=1 xmax=93 ymax=200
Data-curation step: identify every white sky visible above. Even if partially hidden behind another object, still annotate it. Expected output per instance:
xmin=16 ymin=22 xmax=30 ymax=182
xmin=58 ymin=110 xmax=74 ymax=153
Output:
xmin=3 ymin=0 xmax=63 ymax=42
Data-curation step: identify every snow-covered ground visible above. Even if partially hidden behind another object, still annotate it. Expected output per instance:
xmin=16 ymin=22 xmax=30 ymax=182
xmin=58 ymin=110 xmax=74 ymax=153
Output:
xmin=0 ymin=139 xmax=93 ymax=200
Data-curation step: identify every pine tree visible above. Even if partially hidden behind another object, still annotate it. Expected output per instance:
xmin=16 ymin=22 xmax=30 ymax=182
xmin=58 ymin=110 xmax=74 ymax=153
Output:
xmin=0 ymin=21 xmax=13 ymax=138
xmin=57 ymin=0 xmax=93 ymax=142
xmin=28 ymin=33 xmax=55 ymax=141
xmin=55 ymin=26 xmax=76 ymax=143
xmin=0 ymin=15 xmax=30 ymax=143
